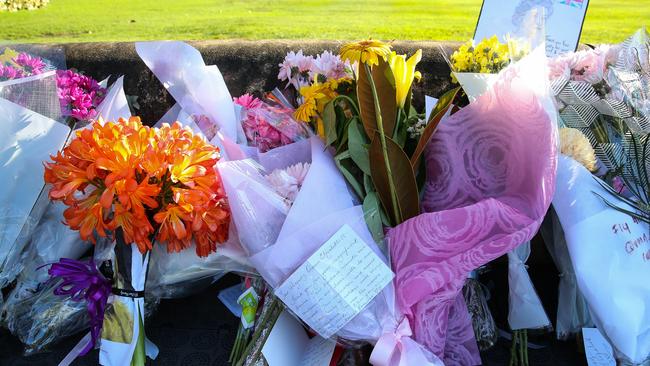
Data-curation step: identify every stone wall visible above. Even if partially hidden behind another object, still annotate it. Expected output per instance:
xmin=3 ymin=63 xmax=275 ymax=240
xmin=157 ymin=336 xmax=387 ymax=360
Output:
xmin=58 ymin=40 xmax=460 ymax=123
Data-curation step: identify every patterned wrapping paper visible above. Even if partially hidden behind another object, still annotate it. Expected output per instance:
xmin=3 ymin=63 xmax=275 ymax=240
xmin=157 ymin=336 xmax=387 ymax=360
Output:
xmin=388 ymin=48 xmax=558 ymax=365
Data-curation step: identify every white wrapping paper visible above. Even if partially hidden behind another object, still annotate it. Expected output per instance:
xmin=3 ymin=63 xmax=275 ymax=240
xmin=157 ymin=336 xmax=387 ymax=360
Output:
xmin=553 ymin=155 xmax=650 ymax=364
xmin=507 ymin=241 xmax=551 ymax=330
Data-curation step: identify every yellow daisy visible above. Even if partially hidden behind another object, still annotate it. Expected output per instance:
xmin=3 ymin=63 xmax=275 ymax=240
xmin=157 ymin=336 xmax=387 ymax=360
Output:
xmin=340 ymin=39 xmax=392 ymax=67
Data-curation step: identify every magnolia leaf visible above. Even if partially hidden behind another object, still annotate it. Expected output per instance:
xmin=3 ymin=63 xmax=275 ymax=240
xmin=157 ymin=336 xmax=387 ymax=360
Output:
xmin=357 ymin=59 xmax=397 ymax=140
xmin=348 ymin=118 xmax=371 ymax=175
xmin=323 ymin=101 xmax=338 ymax=146
xmin=363 ymin=191 xmax=385 ymax=244
xmin=369 ymin=133 xmax=420 ymax=224
xmin=334 ymin=150 xmax=364 ymax=199
xmin=364 ymin=173 xmax=374 ymax=195
xmin=410 ymin=87 xmax=460 ymax=168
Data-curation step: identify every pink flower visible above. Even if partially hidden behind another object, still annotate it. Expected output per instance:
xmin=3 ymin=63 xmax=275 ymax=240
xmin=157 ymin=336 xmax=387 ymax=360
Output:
xmin=570 ymin=47 xmax=613 ymax=84
xmin=311 ymin=50 xmax=350 ymax=80
xmin=236 ymin=95 xmax=302 ymax=152
xmin=56 ymin=70 xmax=106 ymax=122
xmin=265 ymin=162 xmax=311 ymax=204
xmin=548 ymin=55 xmax=572 ymax=81
xmin=0 ymin=65 xmax=23 ymax=81
xmin=278 ymin=50 xmax=314 ymax=90
xmin=233 ymin=93 xmax=263 ymax=109
xmin=13 ymin=53 xmax=46 ymax=76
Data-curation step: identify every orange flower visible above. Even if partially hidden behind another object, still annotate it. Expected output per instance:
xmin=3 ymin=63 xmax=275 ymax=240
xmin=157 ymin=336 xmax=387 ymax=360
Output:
xmin=44 ymin=116 xmax=231 ymax=257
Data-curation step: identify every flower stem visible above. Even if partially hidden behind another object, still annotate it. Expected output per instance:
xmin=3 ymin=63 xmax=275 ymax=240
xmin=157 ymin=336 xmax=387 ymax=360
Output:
xmin=130 ymin=307 xmax=146 ymax=366
xmin=364 ymin=63 xmax=401 ymax=225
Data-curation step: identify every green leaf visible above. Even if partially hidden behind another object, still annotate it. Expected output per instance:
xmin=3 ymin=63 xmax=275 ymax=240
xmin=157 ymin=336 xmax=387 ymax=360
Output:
xmin=357 ymin=60 xmax=397 ymax=140
xmin=348 ymin=118 xmax=371 ymax=175
xmin=364 ymin=173 xmax=374 ymax=195
xmin=369 ymin=133 xmax=420 ymax=224
xmin=322 ymin=101 xmax=337 ymax=146
xmin=334 ymin=150 xmax=364 ymax=199
xmin=363 ymin=191 xmax=385 ymax=244
xmin=410 ymin=87 xmax=460 ymax=169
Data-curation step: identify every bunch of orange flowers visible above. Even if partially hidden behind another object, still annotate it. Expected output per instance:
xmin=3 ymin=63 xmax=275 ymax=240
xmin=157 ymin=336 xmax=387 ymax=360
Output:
xmin=44 ymin=117 xmax=230 ymax=257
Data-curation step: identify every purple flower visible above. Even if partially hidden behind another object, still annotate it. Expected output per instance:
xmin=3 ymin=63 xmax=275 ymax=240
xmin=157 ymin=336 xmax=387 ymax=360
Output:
xmin=56 ymin=69 xmax=107 ymax=122
xmin=0 ymin=65 xmax=23 ymax=81
xmin=13 ymin=53 xmax=46 ymax=76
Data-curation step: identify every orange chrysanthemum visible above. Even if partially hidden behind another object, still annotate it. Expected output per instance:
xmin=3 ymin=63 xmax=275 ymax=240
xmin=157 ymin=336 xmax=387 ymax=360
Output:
xmin=44 ymin=117 xmax=230 ymax=257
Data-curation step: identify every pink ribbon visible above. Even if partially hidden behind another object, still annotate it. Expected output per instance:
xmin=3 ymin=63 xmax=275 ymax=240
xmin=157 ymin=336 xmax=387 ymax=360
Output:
xmin=370 ymin=317 xmax=444 ymax=366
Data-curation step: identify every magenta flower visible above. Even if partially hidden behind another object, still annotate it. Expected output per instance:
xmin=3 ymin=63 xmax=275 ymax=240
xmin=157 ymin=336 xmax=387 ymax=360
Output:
xmin=56 ymin=69 xmax=107 ymax=122
xmin=13 ymin=53 xmax=46 ymax=76
xmin=235 ymin=93 xmax=300 ymax=152
xmin=234 ymin=93 xmax=263 ymax=109
xmin=0 ymin=65 xmax=23 ymax=81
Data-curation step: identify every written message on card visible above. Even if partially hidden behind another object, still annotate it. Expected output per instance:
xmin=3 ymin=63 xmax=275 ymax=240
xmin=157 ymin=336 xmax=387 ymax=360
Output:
xmin=582 ymin=328 xmax=615 ymax=366
xmin=276 ymin=224 xmax=394 ymax=338
xmin=474 ymin=0 xmax=589 ymax=56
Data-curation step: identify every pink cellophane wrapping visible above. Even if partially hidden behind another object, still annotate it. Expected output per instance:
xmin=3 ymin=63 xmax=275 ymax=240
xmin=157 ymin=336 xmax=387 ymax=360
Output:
xmin=388 ymin=47 xmax=558 ymax=365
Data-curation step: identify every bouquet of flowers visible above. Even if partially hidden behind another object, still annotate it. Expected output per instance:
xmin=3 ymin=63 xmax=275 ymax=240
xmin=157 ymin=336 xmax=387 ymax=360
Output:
xmin=215 ymin=38 xmax=557 ymax=366
xmin=550 ymin=29 xmax=650 ymax=365
xmin=234 ymin=93 xmax=311 ymax=153
xmin=447 ymin=36 xmax=529 ymax=102
xmin=0 ymin=47 xmax=107 ymax=304
xmin=1 ymin=77 xmax=131 ymax=355
xmin=43 ymin=116 xmax=231 ymax=365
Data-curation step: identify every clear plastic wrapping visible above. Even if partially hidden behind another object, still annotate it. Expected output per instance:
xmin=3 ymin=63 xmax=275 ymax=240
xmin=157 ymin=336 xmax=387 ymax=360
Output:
xmin=463 ymin=277 xmax=498 ymax=351
xmin=539 ymin=207 xmax=594 ymax=340
xmin=0 ymin=71 xmax=71 ymax=296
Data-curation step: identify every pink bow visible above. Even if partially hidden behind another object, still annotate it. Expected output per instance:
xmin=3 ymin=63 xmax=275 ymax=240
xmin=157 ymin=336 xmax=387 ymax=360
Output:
xmin=370 ymin=317 xmax=445 ymax=366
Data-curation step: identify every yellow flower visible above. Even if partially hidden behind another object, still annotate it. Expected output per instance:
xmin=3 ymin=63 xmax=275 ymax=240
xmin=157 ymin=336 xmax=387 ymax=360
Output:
xmin=294 ymin=82 xmax=336 ymax=123
xmin=559 ymin=128 xmax=598 ymax=172
xmin=0 ymin=48 xmax=18 ymax=65
xmin=388 ymin=50 xmax=422 ymax=108
xmin=340 ymin=39 xmax=392 ymax=67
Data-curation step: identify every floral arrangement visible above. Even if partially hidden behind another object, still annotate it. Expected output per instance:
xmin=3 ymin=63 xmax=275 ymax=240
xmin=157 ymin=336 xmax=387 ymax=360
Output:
xmin=233 ymin=93 xmax=306 ymax=152
xmin=450 ymin=36 xmax=513 ymax=75
xmin=0 ymin=48 xmax=106 ymax=123
xmin=0 ymin=48 xmax=47 ymax=81
xmin=292 ymin=39 xmax=459 ymax=230
xmin=278 ymin=50 xmax=352 ymax=91
xmin=44 ymin=116 xmax=231 ymax=257
xmin=56 ymin=69 xmax=106 ymax=122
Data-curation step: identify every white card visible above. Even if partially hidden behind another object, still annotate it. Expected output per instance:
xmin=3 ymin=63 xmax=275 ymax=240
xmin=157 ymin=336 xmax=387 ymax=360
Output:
xmin=582 ymin=328 xmax=616 ymax=366
xmin=218 ymin=284 xmax=243 ymax=317
xmin=275 ymin=224 xmax=394 ymax=338
xmin=474 ymin=0 xmax=589 ymax=56
xmin=262 ymin=310 xmax=335 ymax=366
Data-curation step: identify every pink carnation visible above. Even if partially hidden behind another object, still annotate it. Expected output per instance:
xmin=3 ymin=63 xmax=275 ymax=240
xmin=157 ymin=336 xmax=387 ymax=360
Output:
xmin=234 ymin=93 xmax=264 ymax=109
xmin=56 ymin=70 xmax=106 ymax=122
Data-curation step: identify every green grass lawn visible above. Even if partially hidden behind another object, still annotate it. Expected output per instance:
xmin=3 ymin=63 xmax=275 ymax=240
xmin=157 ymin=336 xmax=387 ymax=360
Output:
xmin=0 ymin=0 xmax=647 ymax=44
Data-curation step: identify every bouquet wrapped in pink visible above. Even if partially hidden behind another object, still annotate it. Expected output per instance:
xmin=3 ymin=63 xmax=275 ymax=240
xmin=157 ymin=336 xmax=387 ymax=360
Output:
xmin=387 ymin=46 xmax=558 ymax=364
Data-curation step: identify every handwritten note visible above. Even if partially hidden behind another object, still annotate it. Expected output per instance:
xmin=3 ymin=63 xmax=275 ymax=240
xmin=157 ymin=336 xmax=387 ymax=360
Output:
xmin=474 ymin=0 xmax=589 ymax=56
xmin=262 ymin=310 xmax=336 ymax=366
xmin=276 ymin=224 xmax=394 ymax=338
xmin=582 ymin=328 xmax=615 ymax=366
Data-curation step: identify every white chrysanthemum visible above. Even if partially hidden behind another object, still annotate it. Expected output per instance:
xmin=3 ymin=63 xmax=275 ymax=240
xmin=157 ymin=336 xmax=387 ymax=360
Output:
xmin=265 ymin=162 xmax=311 ymax=205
